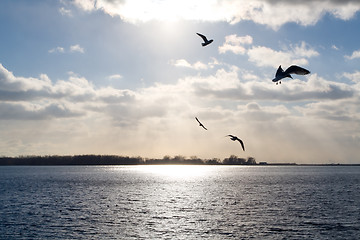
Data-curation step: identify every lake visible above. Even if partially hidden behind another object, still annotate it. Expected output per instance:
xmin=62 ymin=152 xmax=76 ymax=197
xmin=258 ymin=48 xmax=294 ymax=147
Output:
xmin=1 ymin=165 xmax=359 ymax=239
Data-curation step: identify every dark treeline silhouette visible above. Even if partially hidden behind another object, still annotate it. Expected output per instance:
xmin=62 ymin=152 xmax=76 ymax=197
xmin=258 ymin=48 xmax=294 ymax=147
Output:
xmin=223 ymin=155 xmax=256 ymax=165
xmin=0 ymin=154 xmax=257 ymax=166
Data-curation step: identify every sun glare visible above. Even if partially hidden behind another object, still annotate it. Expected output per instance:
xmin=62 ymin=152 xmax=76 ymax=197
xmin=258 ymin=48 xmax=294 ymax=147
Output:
xmin=111 ymin=0 xmax=215 ymax=23
xmin=138 ymin=165 xmax=212 ymax=179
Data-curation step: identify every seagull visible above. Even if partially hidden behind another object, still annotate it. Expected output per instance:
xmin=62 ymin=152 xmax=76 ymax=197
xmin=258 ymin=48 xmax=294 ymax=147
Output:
xmin=226 ymin=135 xmax=245 ymax=151
xmin=196 ymin=33 xmax=213 ymax=47
xmin=272 ymin=65 xmax=310 ymax=85
xmin=195 ymin=117 xmax=207 ymax=130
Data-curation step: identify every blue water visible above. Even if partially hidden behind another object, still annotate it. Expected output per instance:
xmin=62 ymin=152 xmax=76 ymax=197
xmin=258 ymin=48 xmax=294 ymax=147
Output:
xmin=0 ymin=165 xmax=359 ymax=239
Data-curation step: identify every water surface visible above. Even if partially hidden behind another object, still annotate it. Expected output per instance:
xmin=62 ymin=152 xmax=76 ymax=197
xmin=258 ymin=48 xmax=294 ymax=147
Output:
xmin=1 ymin=165 xmax=359 ymax=239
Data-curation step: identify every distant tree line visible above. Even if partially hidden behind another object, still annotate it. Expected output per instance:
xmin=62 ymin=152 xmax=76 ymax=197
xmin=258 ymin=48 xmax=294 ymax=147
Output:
xmin=0 ymin=154 xmax=257 ymax=166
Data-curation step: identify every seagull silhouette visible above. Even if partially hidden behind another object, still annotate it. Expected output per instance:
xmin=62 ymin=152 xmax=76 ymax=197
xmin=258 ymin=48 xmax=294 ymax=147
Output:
xmin=272 ymin=65 xmax=310 ymax=85
xmin=195 ymin=117 xmax=207 ymax=130
xmin=196 ymin=33 xmax=213 ymax=47
xmin=226 ymin=135 xmax=245 ymax=151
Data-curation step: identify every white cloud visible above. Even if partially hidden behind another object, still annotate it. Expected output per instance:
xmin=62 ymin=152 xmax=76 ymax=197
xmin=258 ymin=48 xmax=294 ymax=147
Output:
xmin=241 ymin=70 xmax=259 ymax=81
xmin=219 ymin=35 xmax=253 ymax=55
xmin=48 ymin=45 xmax=85 ymax=54
xmin=59 ymin=7 xmax=72 ymax=16
xmin=331 ymin=45 xmax=339 ymax=50
xmin=218 ymin=35 xmax=319 ymax=68
xmin=170 ymin=59 xmax=208 ymax=70
xmin=247 ymin=41 xmax=319 ymax=68
xmin=178 ymin=67 xmax=241 ymax=93
xmin=0 ymin=64 xmax=52 ymax=93
xmin=69 ymin=0 xmax=360 ymax=29
xmin=291 ymin=41 xmax=319 ymax=58
xmin=1 ymin=63 xmax=360 ymax=163
xmin=345 ymin=49 xmax=360 ymax=60
xmin=248 ymin=46 xmax=297 ymax=67
xmin=72 ymin=0 xmax=95 ymax=12
xmin=160 ymin=63 xmax=353 ymax=104
xmin=343 ymin=71 xmax=360 ymax=83
xmin=70 ymin=44 xmax=85 ymax=53
xmin=48 ymin=47 xmax=65 ymax=53
xmin=108 ymin=74 xmax=123 ymax=80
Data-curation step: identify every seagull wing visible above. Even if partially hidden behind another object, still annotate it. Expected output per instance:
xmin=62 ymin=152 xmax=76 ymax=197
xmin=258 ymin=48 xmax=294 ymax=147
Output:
xmin=195 ymin=117 xmax=207 ymax=130
xmin=237 ymin=138 xmax=245 ymax=151
xmin=227 ymin=134 xmax=236 ymax=138
xmin=196 ymin=33 xmax=208 ymax=42
xmin=275 ymin=65 xmax=284 ymax=78
xmin=195 ymin=117 xmax=201 ymax=124
xmin=285 ymin=65 xmax=310 ymax=75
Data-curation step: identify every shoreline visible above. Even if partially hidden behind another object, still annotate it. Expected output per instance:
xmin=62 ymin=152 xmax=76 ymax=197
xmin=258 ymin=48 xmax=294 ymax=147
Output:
xmin=0 ymin=155 xmax=358 ymax=166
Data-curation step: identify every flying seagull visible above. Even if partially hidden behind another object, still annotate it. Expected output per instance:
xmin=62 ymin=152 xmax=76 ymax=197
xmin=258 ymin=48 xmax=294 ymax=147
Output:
xmin=195 ymin=117 xmax=207 ymax=130
xmin=226 ymin=135 xmax=245 ymax=151
xmin=196 ymin=33 xmax=213 ymax=47
xmin=272 ymin=65 xmax=310 ymax=85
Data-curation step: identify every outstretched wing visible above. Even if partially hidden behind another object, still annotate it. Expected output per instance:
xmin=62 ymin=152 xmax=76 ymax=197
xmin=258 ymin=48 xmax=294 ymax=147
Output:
xmin=196 ymin=33 xmax=208 ymax=42
xmin=227 ymin=134 xmax=236 ymax=138
xmin=285 ymin=65 xmax=310 ymax=75
xmin=195 ymin=117 xmax=207 ymax=130
xmin=195 ymin=117 xmax=201 ymax=124
xmin=275 ymin=65 xmax=284 ymax=78
xmin=238 ymin=139 xmax=245 ymax=151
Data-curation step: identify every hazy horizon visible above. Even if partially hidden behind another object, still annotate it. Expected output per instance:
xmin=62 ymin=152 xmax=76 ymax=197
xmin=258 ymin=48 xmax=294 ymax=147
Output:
xmin=1 ymin=0 xmax=360 ymax=164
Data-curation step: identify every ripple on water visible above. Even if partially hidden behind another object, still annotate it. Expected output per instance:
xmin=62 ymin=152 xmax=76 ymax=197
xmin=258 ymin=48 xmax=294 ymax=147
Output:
xmin=0 ymin=165 xmax=359 ymax=239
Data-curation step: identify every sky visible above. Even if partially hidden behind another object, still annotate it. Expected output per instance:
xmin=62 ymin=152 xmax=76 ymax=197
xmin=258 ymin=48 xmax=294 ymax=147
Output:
xmin=1 ymin=0 xmax=360 ymax=164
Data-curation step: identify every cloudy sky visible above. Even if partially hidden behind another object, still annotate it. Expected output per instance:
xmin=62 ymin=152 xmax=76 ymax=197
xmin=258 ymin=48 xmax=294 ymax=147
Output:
xmin=1 ymin=0 xmax=360 ymax=163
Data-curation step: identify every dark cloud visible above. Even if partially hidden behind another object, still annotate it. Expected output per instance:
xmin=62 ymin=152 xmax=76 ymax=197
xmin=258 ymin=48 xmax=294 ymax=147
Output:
xmin=194 ymin=78 xmax=354 ymax=102
xmin=251 ymin=82 xmax=354 ymax=102
xmin=295 ymin=98 xmax=360 ymax=122
xmin=0 ymin=63 xmax=137 ymax=121
xmin=0 ymin=102 xmax=83 ymax=120
xmin=0 ymin=89 xmax=69 ymax=101
xmin=247 ymin=102 xmax=261 ymax=110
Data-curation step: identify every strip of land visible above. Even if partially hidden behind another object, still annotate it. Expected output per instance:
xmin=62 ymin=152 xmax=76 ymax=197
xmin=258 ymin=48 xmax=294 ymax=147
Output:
xmin=1 ymin=155 xmax=358 ymax=166
xmin=0 ymin=155 xmax=257 ymax=165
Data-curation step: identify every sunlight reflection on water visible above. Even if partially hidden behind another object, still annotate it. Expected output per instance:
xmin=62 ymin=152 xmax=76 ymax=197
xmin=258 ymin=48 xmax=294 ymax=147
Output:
xmin=1 ymin=166 xmax=360 ymax=239
xmin=132 ymin=165 xmax=215 ymax=179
